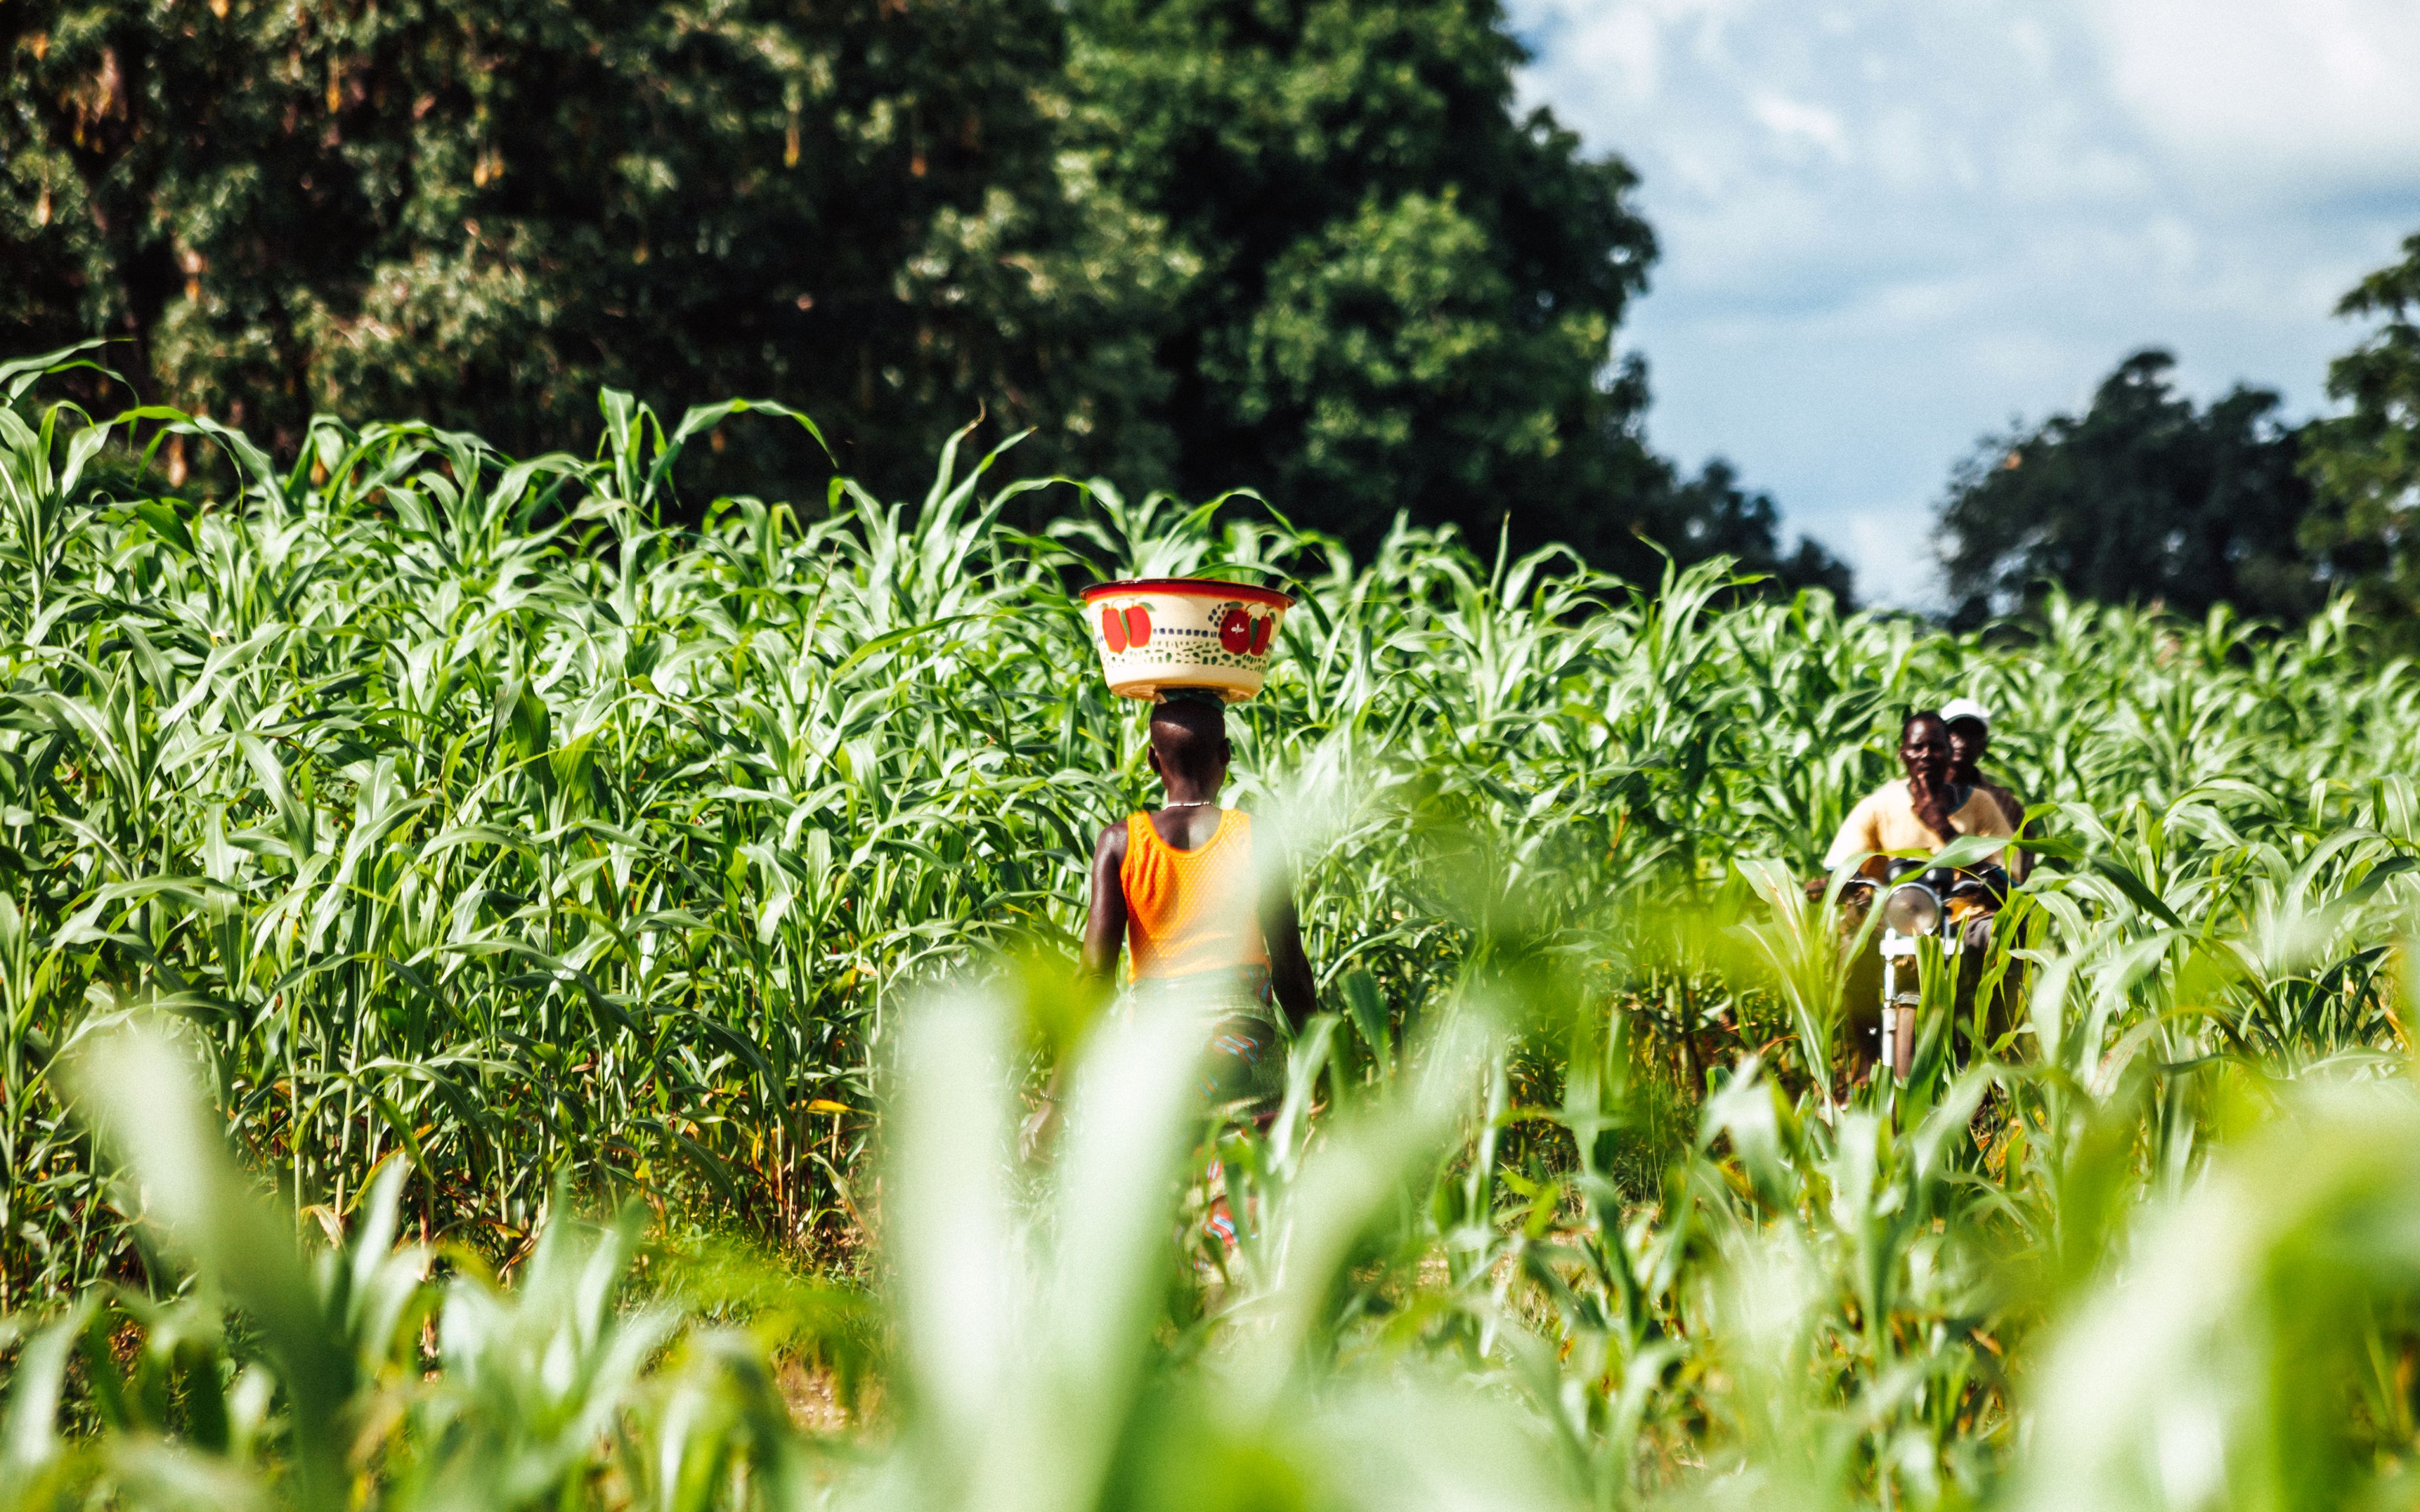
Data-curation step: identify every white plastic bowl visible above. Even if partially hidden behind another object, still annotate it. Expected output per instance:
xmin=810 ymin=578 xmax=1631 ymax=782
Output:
xmin=1081 ymin=578 xmax=1295 ymax=702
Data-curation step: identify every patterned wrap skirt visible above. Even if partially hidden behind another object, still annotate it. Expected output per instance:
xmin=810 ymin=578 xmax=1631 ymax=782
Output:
xmin=1128 ymin=964 xmax=1289 ymax=1113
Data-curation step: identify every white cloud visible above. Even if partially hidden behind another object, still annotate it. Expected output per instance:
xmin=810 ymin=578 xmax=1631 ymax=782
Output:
xmin=1843 ymin=510 xmax=1943 ymax=610
xmin=2094 ymin=0 xmax=2420 ymax=193
xmin=1748 ymin=93 xmax=1849 ymax=159
xmin=1560 ymin=6 xmax=1664 ymax=97
xmin=1507 ymin=0 xmax=2420 ymax=607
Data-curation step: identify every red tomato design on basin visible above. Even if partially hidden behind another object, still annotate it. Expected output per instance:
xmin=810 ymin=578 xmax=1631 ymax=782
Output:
xmin=1124 ymin=604 xmax=1153 ymax=647
xmin=1248 ymin=614 xmax=1273 ymax=655
xmin=1219 ymin=606 xmax=1252 ymax=653
xmin=1100 ymin=605 xmax=1128 ymax=653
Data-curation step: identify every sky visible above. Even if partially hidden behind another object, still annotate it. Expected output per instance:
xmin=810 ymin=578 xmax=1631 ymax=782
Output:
xmin=1505 ymin=0 xmax=2420 ymax=607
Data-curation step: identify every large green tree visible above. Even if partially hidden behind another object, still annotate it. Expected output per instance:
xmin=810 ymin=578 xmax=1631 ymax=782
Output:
xmin=1 ymin=0 xmax=1188 ymax=487
xmin=1071 ymin=0 xmax=1671 ymax=562
xmin=2298 ymin=233 xmax=2420 ymax=620
xmin=1936 ymin=350 xmax=2323 ymax=628
xmin=2 ymin=0 xmax=1848 ymax=594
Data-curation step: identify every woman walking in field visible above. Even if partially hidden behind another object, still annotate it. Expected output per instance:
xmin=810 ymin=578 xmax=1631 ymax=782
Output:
xmin=1080 ymin=693 xmax=1319 ymax=1247
xmin=1081 ymin=693 xmax=1319 ymax=1113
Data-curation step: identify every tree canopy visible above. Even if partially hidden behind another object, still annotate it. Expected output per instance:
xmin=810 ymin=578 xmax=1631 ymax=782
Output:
xmin=1 ymin=0 xmax=1173 ymax=493
xmin=1068 ymin=1 xmax=1650 ymax=550
xmin=1931 ymin=233 xmax=2420 ymax=635
xmin=1935 ymin=350 xmax=2321 ymax=629
xmin=2 ymin=0 xmax=1847 ymax=595
xmin=2298 ymin=233 xmax=2420 ymax=623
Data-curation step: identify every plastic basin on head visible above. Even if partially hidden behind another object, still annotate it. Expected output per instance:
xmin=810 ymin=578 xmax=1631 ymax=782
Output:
xmin=1079 ymin=578 xmax=1294 ymax=702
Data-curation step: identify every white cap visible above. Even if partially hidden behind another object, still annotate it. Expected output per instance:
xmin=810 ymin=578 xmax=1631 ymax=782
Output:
xmin=1940 ymin=696 xmax=1989 ymax=729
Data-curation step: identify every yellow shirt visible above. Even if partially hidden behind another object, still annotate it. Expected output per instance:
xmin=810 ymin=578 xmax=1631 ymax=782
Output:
xmin=1823 ymin=780 xmax=2016 ymax=876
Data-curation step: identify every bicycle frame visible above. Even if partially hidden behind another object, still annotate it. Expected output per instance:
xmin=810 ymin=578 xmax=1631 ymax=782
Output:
xmin=1877 ymin=882 xmax=1949 ymax=1082
xmin=1865 ymin=864 xmax=2001 ymax=1087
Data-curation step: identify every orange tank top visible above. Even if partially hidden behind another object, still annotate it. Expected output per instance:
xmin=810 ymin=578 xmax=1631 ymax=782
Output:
xmin=1120 ymin=809 xmax=1270 ymax=982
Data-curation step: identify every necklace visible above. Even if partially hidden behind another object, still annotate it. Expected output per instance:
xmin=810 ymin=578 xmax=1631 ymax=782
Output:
xmin=1162 ymin=800 xmax=1217 ymax=809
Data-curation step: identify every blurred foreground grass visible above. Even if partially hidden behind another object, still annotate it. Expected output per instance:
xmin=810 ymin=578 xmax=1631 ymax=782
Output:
xmin=15 ymin=972 xmax=2420 ymax=1512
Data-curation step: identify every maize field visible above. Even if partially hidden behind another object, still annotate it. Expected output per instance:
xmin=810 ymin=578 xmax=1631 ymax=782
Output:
xmin=8 ymin=341 xmax=2420 ymax=1509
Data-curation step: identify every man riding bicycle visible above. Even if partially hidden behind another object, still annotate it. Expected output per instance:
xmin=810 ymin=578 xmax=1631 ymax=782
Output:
xmin=1821 ymin=708 xmax=2016 ymax=1077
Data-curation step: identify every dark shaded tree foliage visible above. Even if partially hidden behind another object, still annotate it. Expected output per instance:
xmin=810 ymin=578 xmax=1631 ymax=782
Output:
xmin=1065 ymin=0 xmax=1845 ymax=591
xmin=2 ymin=0 xmax=1848 ymax=595
xmin=1 ymin=0 xmax=1187 ymax=491
xmin=1069 ymin=2 xmax=1636 ymax=546
xmin=2299 ymin=233 xmax=2420 ymax=624
xmin=1936 ymin=350 xmax=2323 ymax=630
xmin=1629 ymin=457 xmax=1852 ymax=603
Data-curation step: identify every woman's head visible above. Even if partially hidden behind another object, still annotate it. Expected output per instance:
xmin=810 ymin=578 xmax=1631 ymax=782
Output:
xmin=1147 ymin=695 xmax=1229 ymax=791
